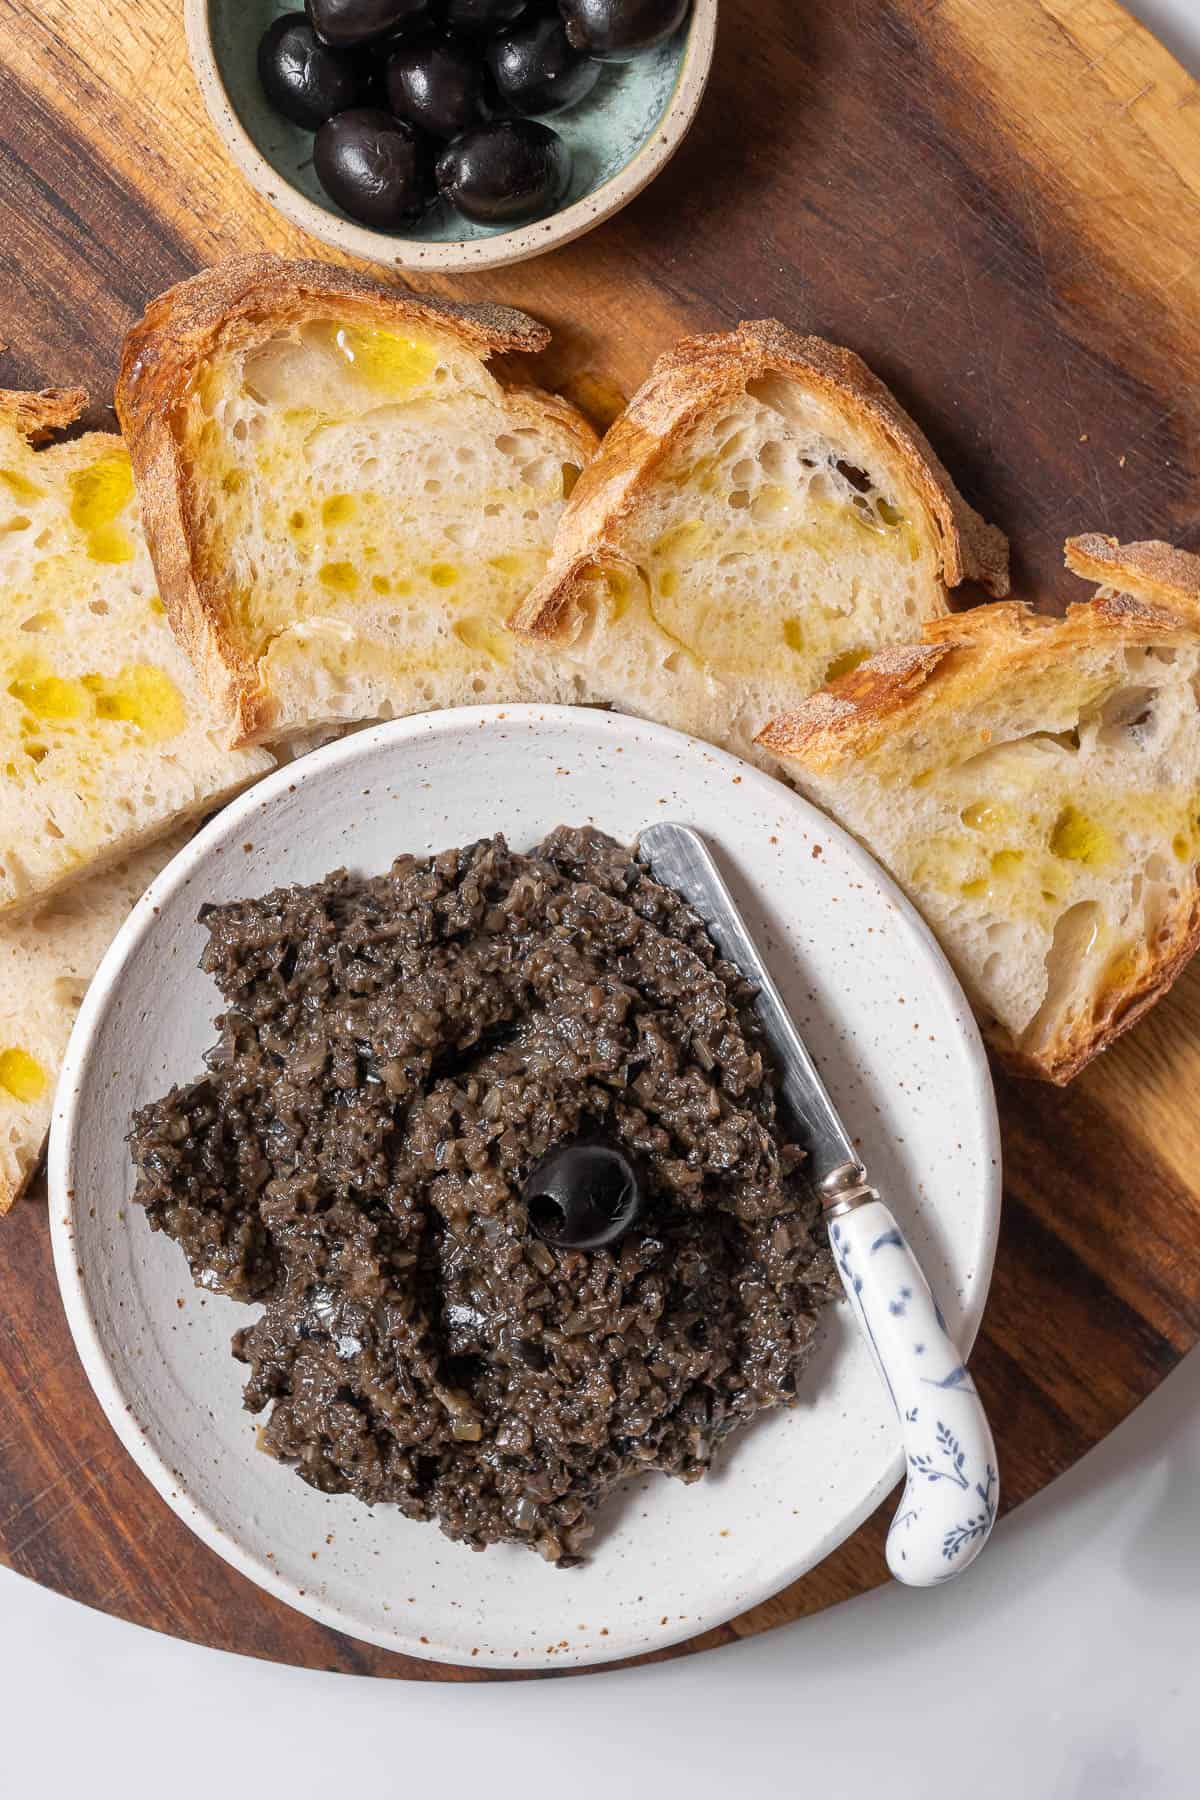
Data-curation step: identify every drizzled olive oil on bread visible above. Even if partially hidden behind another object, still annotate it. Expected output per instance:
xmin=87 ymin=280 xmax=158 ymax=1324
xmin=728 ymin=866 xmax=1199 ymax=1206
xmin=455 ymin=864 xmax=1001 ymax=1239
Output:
xmin=511 ymin=320 xmax=1008 ymax=768
xmin=0 ymin=390 xmax=271 ymax=914
xmin=118 ymin=259 xmax=599 ymax=744
xmin=761 ymin=538 xmax=1200 ymax=1083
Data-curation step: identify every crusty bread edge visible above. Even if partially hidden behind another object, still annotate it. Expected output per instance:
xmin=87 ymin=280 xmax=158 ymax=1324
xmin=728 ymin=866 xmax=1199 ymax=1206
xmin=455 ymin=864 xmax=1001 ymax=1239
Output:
xmin=757 ymin=538 xmax=1200 ymax=1083
xmin=1 ymin=1156 xmax=33 ymax=1215
xmin=508 ymin=319 xmax=1010 ymax=642
xmin=115 ymin=255 xmax=595 ymax=746
xmin=1021 ymin=535 xmax=1200 ymax=1081
xmin=998 ymin=898 xmax=1200 ymax=1085
xmin=0 ymin=386 xmax=132 ymax=505
xmin=1066 ymin=532 xmax=1200 ymax=617
xmin=0 ymin=386 xmax=89 ymax=443
xmin=0 ymin=822 xmax=199 ymax=1214
xmin=757 ymin=591 xmax=1200 ymax=773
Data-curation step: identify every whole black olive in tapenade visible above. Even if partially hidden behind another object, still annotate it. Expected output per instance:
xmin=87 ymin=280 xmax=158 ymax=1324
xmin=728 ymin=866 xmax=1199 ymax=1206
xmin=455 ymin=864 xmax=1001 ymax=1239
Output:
xmin=436 ymin=118 xmax=571 ymax=225
xmin=488 ymin=15 xmax=602 ymax=117
xmin=443 ymin=0 xmax=529 ymax=33
xmin=306 ymin=0 xmax=432 ymax=49
xmin=129 ymin=828 xmax=836 ymax=1564
xmin=314 ymin=108 xmax=427 ymax=226
xmin=386 ymin=35 xmax=486 ymax=139
xmin=558 ymin=0 xmax=690 ymax=62
xmin=257 ymin=15 xmax=363 ymax=130
xmin=526 ymin=1139 xmax=645 ymax=1250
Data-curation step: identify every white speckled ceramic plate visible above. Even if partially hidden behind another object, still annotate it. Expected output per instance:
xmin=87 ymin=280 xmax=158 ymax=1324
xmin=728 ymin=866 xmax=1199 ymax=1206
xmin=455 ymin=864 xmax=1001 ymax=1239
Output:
xmin=49 ymin=706 xmax=1000 ymax=1671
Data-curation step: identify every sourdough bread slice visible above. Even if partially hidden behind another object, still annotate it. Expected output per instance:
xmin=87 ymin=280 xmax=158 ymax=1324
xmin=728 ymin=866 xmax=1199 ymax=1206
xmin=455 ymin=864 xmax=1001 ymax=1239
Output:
xmin=117 ymin=257 xmax=599 ymax=745
xmin=0 ymin=389 xmax=272 ymax=914
xmin=509 ymin=321 xmax=1009 ymax=766
xmin=758 ymin=536 xmax=1200 ymax=1082
xmin=0 ymin=827 xmax=191 ymax=1211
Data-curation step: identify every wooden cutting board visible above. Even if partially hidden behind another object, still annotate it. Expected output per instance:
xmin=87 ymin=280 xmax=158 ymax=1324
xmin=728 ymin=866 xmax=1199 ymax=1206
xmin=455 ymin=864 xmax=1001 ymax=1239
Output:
xmin=1 ymin=0 xmax=1198 ymax=1681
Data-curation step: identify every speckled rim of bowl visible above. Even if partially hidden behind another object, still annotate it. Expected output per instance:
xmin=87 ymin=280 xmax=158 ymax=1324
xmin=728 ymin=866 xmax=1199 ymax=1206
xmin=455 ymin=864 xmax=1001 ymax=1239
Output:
xmin=184 ymin=0 xmax=718 ymax=273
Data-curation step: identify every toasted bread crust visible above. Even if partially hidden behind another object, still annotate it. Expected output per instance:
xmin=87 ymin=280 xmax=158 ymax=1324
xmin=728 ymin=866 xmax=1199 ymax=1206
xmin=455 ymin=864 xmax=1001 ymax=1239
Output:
xmin=0 ymin=386 xmax=133 ymax=512
xmin=755 ymin=640 xmax=959 ymax=766
xmin=1003 ymin=902 xmax=1200 ymax=1085
xmin=758 ymin=593 xmax=1200 ymax=773
xmin=115 ymin=256 xmax=582 ymax=744
xmin=757 ymin=537 xmax=1200 ymax=1082
xmin=1065 ymin=533 xmax=1200 ymax=614
xmin=0 ymin=386 xmax=89 ymax=443
xmin=120 ymin=255 xmax=552 ymax=372
xmin=509 ymin=319 xmax=1009 ymax=641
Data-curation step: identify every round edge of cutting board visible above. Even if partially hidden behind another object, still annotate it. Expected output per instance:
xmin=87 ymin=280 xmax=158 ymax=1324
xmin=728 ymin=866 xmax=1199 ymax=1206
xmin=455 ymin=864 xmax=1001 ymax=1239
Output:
xmin=47 ymin=705 xmax=1001 ymax=1672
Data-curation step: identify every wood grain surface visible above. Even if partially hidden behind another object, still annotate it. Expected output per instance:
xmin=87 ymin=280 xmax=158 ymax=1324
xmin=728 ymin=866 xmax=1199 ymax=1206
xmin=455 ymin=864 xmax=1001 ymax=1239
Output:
xmin=1 ymin=0 xmax=1198 ymax=1680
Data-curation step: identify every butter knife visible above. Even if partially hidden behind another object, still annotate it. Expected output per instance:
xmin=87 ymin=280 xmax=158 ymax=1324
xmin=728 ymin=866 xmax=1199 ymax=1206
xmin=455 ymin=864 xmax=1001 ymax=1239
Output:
xmin=637 ymin=822 xmax=998 ymax=1586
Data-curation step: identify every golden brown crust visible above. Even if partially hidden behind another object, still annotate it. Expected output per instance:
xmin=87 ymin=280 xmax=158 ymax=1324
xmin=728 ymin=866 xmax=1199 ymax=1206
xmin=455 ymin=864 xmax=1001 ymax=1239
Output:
xmin=737 ymin=322 xmax=1010 ymax=596
xmin=1065 ymin=533 xmax=1200 ymax=615
xmin=0 ymin=386 xmax=89 ymax=443
xmin=922 ymin=590 xmax=1196 ymax=644
xmin=119 ymin=257 xmax=551 ymax=380
xmin=996 ymin=893 xmax=1200 ymax=1085
xmin=755 ymin=639 xmax=958 ymax=765
xmin=115 ymin=256 xmax=575 ymax=743
xmin=758 ymin=585 xmax=1200 ymax=773
xmin=509 ymin=319 xmax=1009 ymax=641
xmin=0 ymin=1170 xmax=27 ymax=1215
xmin=509 ymin=549 xmax=621 ymax=643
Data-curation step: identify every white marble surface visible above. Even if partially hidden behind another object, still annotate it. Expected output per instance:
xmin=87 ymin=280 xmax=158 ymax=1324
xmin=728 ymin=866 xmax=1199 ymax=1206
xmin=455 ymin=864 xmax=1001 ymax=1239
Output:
xmin=4 ymin=5 xmax=1198 ymax=1795
xmin=5 ymin=1339 xmax=1200 ymax=1798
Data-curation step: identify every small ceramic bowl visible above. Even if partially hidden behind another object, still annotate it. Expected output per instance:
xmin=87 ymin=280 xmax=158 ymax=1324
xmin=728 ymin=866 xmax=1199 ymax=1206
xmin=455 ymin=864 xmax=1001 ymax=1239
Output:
xmin=185 ymin=1 xmax=718 ymax=273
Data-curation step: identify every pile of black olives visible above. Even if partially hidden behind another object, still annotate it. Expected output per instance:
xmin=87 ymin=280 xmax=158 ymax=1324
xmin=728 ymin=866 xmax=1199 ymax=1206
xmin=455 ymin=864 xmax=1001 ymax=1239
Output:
xmin=258 ymin=1 xmax=693 ymax=231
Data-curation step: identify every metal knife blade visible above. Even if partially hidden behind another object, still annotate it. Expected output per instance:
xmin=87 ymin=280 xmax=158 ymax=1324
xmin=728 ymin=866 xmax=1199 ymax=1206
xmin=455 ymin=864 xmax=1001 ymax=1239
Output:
xmin=636 ymin=821 xmax=863 ymax=1193
xmin=638 ymin=822 xmax=1000 ymax=1587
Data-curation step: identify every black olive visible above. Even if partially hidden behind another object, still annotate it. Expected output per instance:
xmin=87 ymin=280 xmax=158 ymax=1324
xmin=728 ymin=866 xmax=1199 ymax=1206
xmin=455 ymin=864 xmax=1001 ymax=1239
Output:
xmin=524 ymin=1139 xmax=645 ymax=1251
xmin=314 ymin=108 xmax=428 ymax=227
xmin=557 ymin=0 xmax=690 ymax=62
xmin=258 ymin=15 xmax=363 ymax=130
xmin=435 ymin=118 xmax=571 ymax=225
xmin=488 ymin=15 xmax=601 ymax=117
xmin=443 ymin=0 xmax=530 ymax=33
xmin=386 ymin=35 xmax=486 ymax=139
xmin=307 ymin=0 xmax=433 ymax=50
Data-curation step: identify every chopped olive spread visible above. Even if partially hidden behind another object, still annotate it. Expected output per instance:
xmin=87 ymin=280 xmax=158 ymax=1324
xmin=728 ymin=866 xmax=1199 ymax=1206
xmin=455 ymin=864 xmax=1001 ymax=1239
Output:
xmin=129 ymin=827 xmax=835 ymax=1563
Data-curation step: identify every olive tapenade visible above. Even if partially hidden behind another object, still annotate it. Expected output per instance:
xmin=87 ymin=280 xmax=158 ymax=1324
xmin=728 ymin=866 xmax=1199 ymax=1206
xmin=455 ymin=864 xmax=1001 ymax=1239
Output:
xmin=129 ymin=827 xmax=835 ymax=1563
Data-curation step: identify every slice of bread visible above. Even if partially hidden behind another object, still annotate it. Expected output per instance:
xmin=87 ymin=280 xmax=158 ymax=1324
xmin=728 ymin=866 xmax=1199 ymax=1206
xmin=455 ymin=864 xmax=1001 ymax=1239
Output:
xmin=0 ymin=827 xmax=191 ymax=1211
xmin=0 ymin=389 xmax=273 ymax=915
xmin=758 ymin=536 xmax=1200 ymax=1083
xmin=117 ymin=257 xmax=599 ymax=745
xmin=509 ymin=321 xmax=1009 ymax=766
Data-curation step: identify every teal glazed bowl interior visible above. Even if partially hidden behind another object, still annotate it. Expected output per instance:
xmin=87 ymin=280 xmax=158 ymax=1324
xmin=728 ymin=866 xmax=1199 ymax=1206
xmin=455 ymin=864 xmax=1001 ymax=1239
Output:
xmin=190 ymin=1 xmax=717 ymax=272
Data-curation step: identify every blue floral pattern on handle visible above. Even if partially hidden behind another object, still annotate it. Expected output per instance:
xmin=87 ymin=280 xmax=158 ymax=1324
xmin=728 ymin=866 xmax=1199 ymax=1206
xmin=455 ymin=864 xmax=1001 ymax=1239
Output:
xmin=909 ymin=1420 xmax=970 ymax=1490
xmin=943 ymin=1467 xmax=998 ymax=1562
xmin=828 ymin=1198 xmax=998 ymax=1586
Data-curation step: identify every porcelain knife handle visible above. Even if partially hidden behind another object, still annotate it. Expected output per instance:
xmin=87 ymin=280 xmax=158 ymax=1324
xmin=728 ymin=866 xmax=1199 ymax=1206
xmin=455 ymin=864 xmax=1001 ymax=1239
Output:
xmin=825 ymin=1188 xmax=998 ymax=1586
